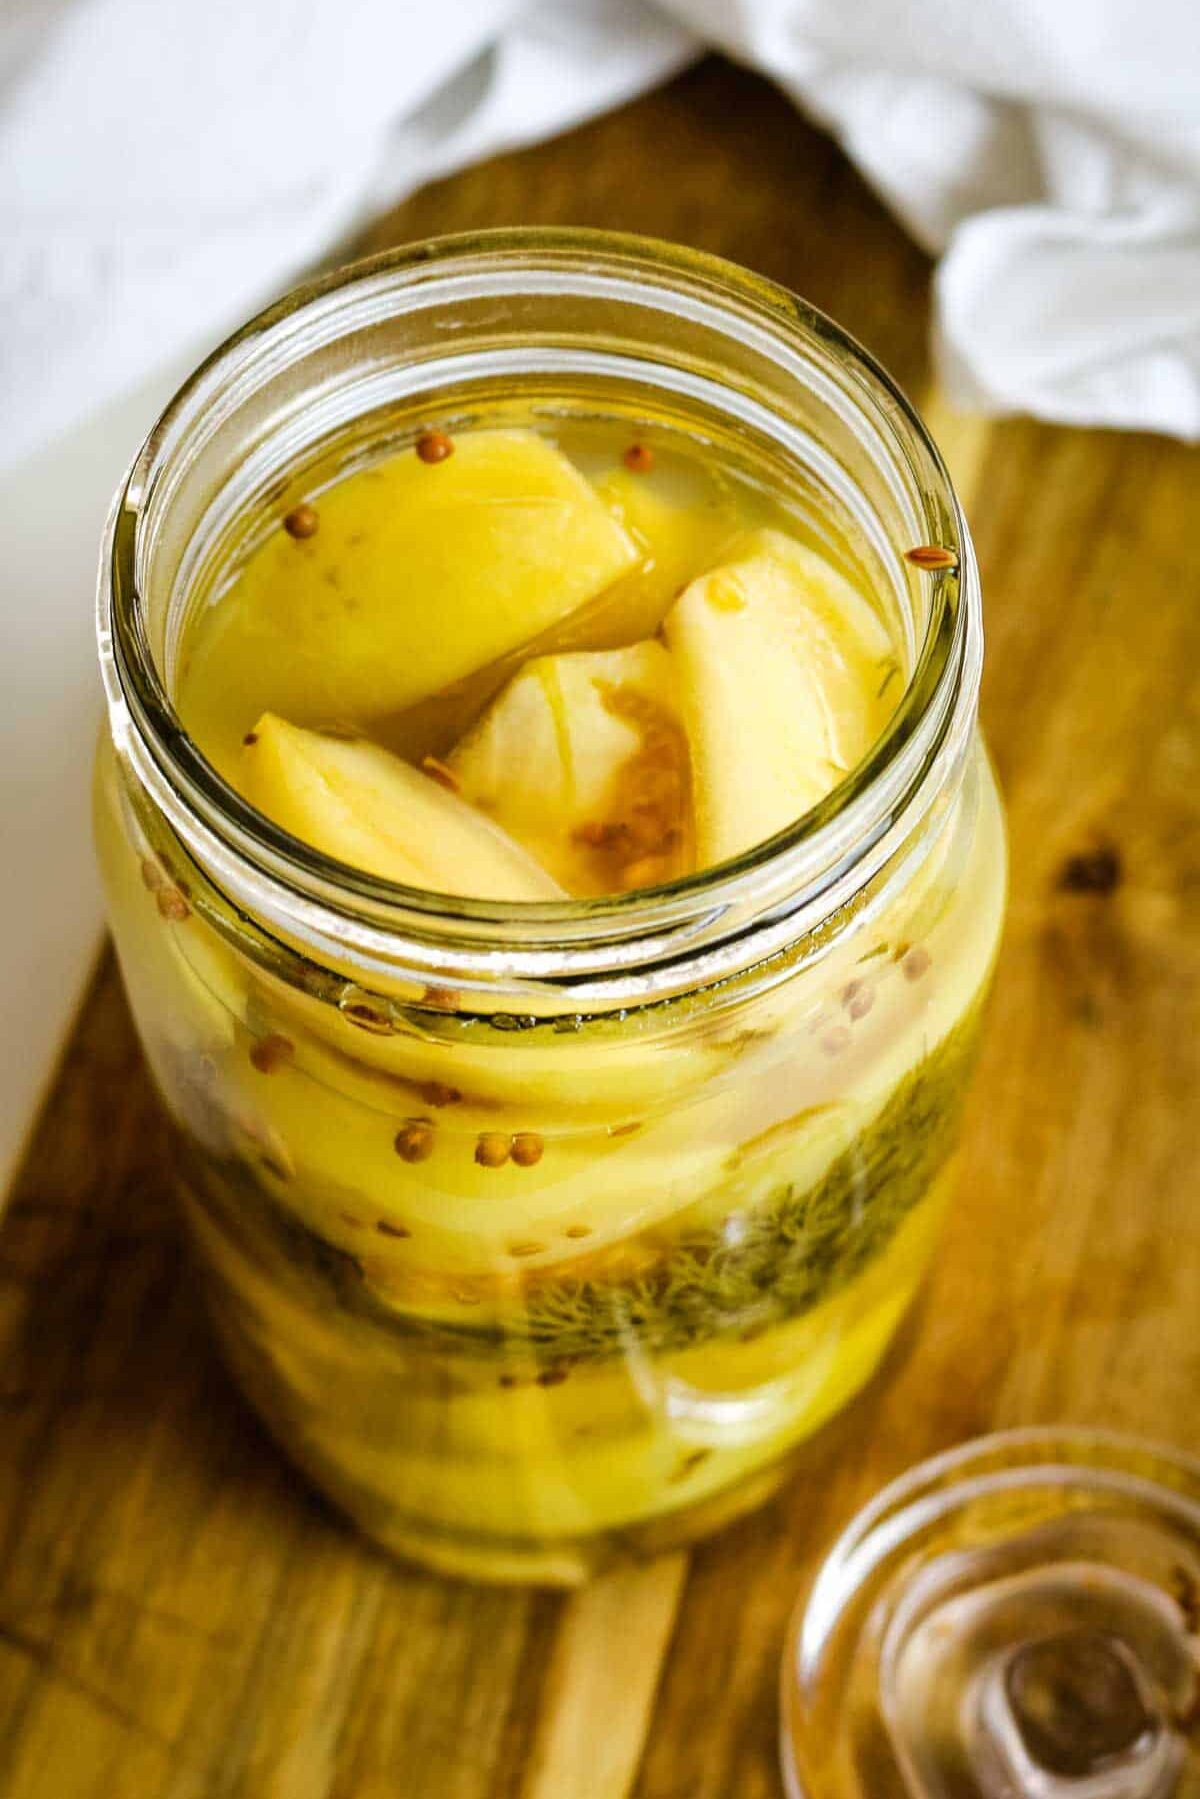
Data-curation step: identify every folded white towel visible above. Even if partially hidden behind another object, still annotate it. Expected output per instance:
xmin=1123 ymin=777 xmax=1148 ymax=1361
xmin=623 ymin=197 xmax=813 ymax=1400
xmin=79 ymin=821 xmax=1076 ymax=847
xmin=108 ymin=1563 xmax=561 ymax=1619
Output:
xmin=691 ymin=0 xmax=1200 ymax=437
xmin=2 ymin=0 xmax=1197 ymax=1189
xmin=0 ymin=0 xmax=694 ymax=477
xmin=4 ymin=0 xmax=1197 ymax=474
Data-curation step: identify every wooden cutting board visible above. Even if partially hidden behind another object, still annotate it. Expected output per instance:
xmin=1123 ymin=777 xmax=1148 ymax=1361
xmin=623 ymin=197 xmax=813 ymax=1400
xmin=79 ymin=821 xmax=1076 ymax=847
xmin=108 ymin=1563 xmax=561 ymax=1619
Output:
xmin=2 ymin=57 xmax=1198 ymax=1799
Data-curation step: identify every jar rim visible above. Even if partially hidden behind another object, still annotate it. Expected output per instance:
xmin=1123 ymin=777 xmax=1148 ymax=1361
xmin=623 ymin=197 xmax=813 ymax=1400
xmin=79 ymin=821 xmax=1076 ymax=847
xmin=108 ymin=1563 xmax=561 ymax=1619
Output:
xmin=99 ymin=227 xmax=980 ymax=1003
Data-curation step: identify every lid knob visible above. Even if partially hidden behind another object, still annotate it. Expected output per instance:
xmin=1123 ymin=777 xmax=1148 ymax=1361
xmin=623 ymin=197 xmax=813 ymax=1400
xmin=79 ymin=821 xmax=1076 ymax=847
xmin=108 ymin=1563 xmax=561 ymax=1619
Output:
xmin=974 ymin=1629 xmax=1181 ymax=1795
xmin=1005 ymin=1633 xmax=1158 ymax=1775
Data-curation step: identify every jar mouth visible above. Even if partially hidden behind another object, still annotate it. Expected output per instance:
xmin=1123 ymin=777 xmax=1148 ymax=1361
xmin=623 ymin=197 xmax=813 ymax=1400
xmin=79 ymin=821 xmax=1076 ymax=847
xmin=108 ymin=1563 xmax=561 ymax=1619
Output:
xmin=99 ymin=228 xmax=979 ymax=1000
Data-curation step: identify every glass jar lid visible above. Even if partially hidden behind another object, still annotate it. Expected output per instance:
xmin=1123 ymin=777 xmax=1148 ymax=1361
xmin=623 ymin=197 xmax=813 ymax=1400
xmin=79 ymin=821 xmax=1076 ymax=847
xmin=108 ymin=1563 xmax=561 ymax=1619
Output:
xmin=782 ymin=1431 xmax=1200 ymax=1798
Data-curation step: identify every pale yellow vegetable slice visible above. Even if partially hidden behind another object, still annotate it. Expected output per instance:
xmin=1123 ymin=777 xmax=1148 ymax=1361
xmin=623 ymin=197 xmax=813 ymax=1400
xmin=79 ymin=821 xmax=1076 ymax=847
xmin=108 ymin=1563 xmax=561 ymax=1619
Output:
xmin=449 ymin=642 xmax=691 ymax=893
xmin=584 ymin=466 xmax=741 ymax=644
xmin=177 ymin=429 xmax=639 ymax=775
xmin=664 ymin=529 xmax=898 ymax=866
xmin=373 ymin=468 xmax=741 ymax=763
xmin=238 ymin=713 xmax=563 ymax=900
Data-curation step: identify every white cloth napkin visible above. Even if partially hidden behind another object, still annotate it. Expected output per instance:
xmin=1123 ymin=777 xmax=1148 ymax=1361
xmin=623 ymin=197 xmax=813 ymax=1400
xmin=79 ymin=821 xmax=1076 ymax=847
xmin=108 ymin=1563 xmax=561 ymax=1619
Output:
xmin=1 ymin=0 xmax=1197 ymax=1190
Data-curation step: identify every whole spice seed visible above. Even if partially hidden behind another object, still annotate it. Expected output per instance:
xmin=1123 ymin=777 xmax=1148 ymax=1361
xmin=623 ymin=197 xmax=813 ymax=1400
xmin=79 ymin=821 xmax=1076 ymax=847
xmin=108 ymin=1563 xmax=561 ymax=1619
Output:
xmin=902 ymin=946 xmax=932 ymax=982
xmin=376 ymin=1219 xmax=412 ymax=1239
xmin=623 ymin=442 xmax=654 ymax=475
xmin=156 ymin=887 xmax=190 ymax=923
xmin=417 ymin=1080 xmax=462 ymax=1108
xmin=536 ymin=1367 xmax=569 ymax=1387
xmin=904 ymin=544 xmax=958 ymax=571
xmin=421 ymin=754 xmax=461 ymax=793
xmin=508 ymin=1240 xmax=547 ymax=1258
xmin=416 ymin=430 xmax=455 ymax=465
xmin=564 ymin=1223 xmax=591 ymax=1239
xmin=243 ymin=730 xmax=259 ymax=746
xmin=249 ymin=1033 xmax=294 ymax=1075
xmin=283 ymin=503 xmax=319 ymax=540
xmin=394 ymin=1120 xmax=435 ymax=1164
xmin=511 ymin=1131 xmax=544 ymax=1168
xmin=475 ymin=1131 xmax=511 ymax=1169
xmin=140 ymin=856 xmax=165 ymax=892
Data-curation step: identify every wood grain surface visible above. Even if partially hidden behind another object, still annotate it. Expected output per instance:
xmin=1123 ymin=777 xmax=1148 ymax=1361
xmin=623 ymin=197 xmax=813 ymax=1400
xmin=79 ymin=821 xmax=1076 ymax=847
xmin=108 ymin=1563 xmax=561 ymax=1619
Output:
xmin=3 ymin=57 xmax=1198 ymax=1799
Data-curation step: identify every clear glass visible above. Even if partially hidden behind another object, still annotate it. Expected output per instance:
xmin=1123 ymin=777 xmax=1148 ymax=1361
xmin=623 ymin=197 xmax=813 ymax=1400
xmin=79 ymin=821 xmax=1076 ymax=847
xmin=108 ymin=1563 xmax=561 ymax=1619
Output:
xmin=781 ymin=1431 xmax=1200 ymax=1798
xmin=94 ymin=231 xmax=1006 ymax=1583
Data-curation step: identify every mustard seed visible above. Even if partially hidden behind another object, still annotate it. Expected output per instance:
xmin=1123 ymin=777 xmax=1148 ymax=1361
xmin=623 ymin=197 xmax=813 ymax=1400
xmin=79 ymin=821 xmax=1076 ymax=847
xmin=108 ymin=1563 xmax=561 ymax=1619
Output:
xmin=623 ymin=442 xmax=654 ymax=474
xmin=416 ymin=430 xmax=454 ymax=465
xmin=475 ymin=1132 xmax=511 ymax=1169
xmin=283 ymin=503 xmax=319 ymax=539
xmin=394 ymin=1120 xmax=435 ymax=1163
xmin=417 ymin=1080 xmax=462 ymax=1108
xmin=902 ymin=946 xmax=932 ymax=982
xmin=156 ymin=887 xmax=190 ymax=922
xmin=511 ymin=1131 xmax=544 ymax=1168
xmin=904 ymin=544 xmax=957 ymax=571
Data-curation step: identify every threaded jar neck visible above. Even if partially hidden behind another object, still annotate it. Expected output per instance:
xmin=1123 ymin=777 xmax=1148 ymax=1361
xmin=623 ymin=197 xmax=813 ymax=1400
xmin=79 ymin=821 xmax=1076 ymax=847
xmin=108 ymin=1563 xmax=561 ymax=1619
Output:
xmin=98 ymin=229 xmax=980 ymax=1012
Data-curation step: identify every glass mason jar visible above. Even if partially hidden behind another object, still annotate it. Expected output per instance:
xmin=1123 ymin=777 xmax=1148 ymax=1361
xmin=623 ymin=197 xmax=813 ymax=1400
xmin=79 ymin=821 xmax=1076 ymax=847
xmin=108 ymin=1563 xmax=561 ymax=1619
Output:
xmin=94 ymin=231 xmax=1006 ymax=1585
